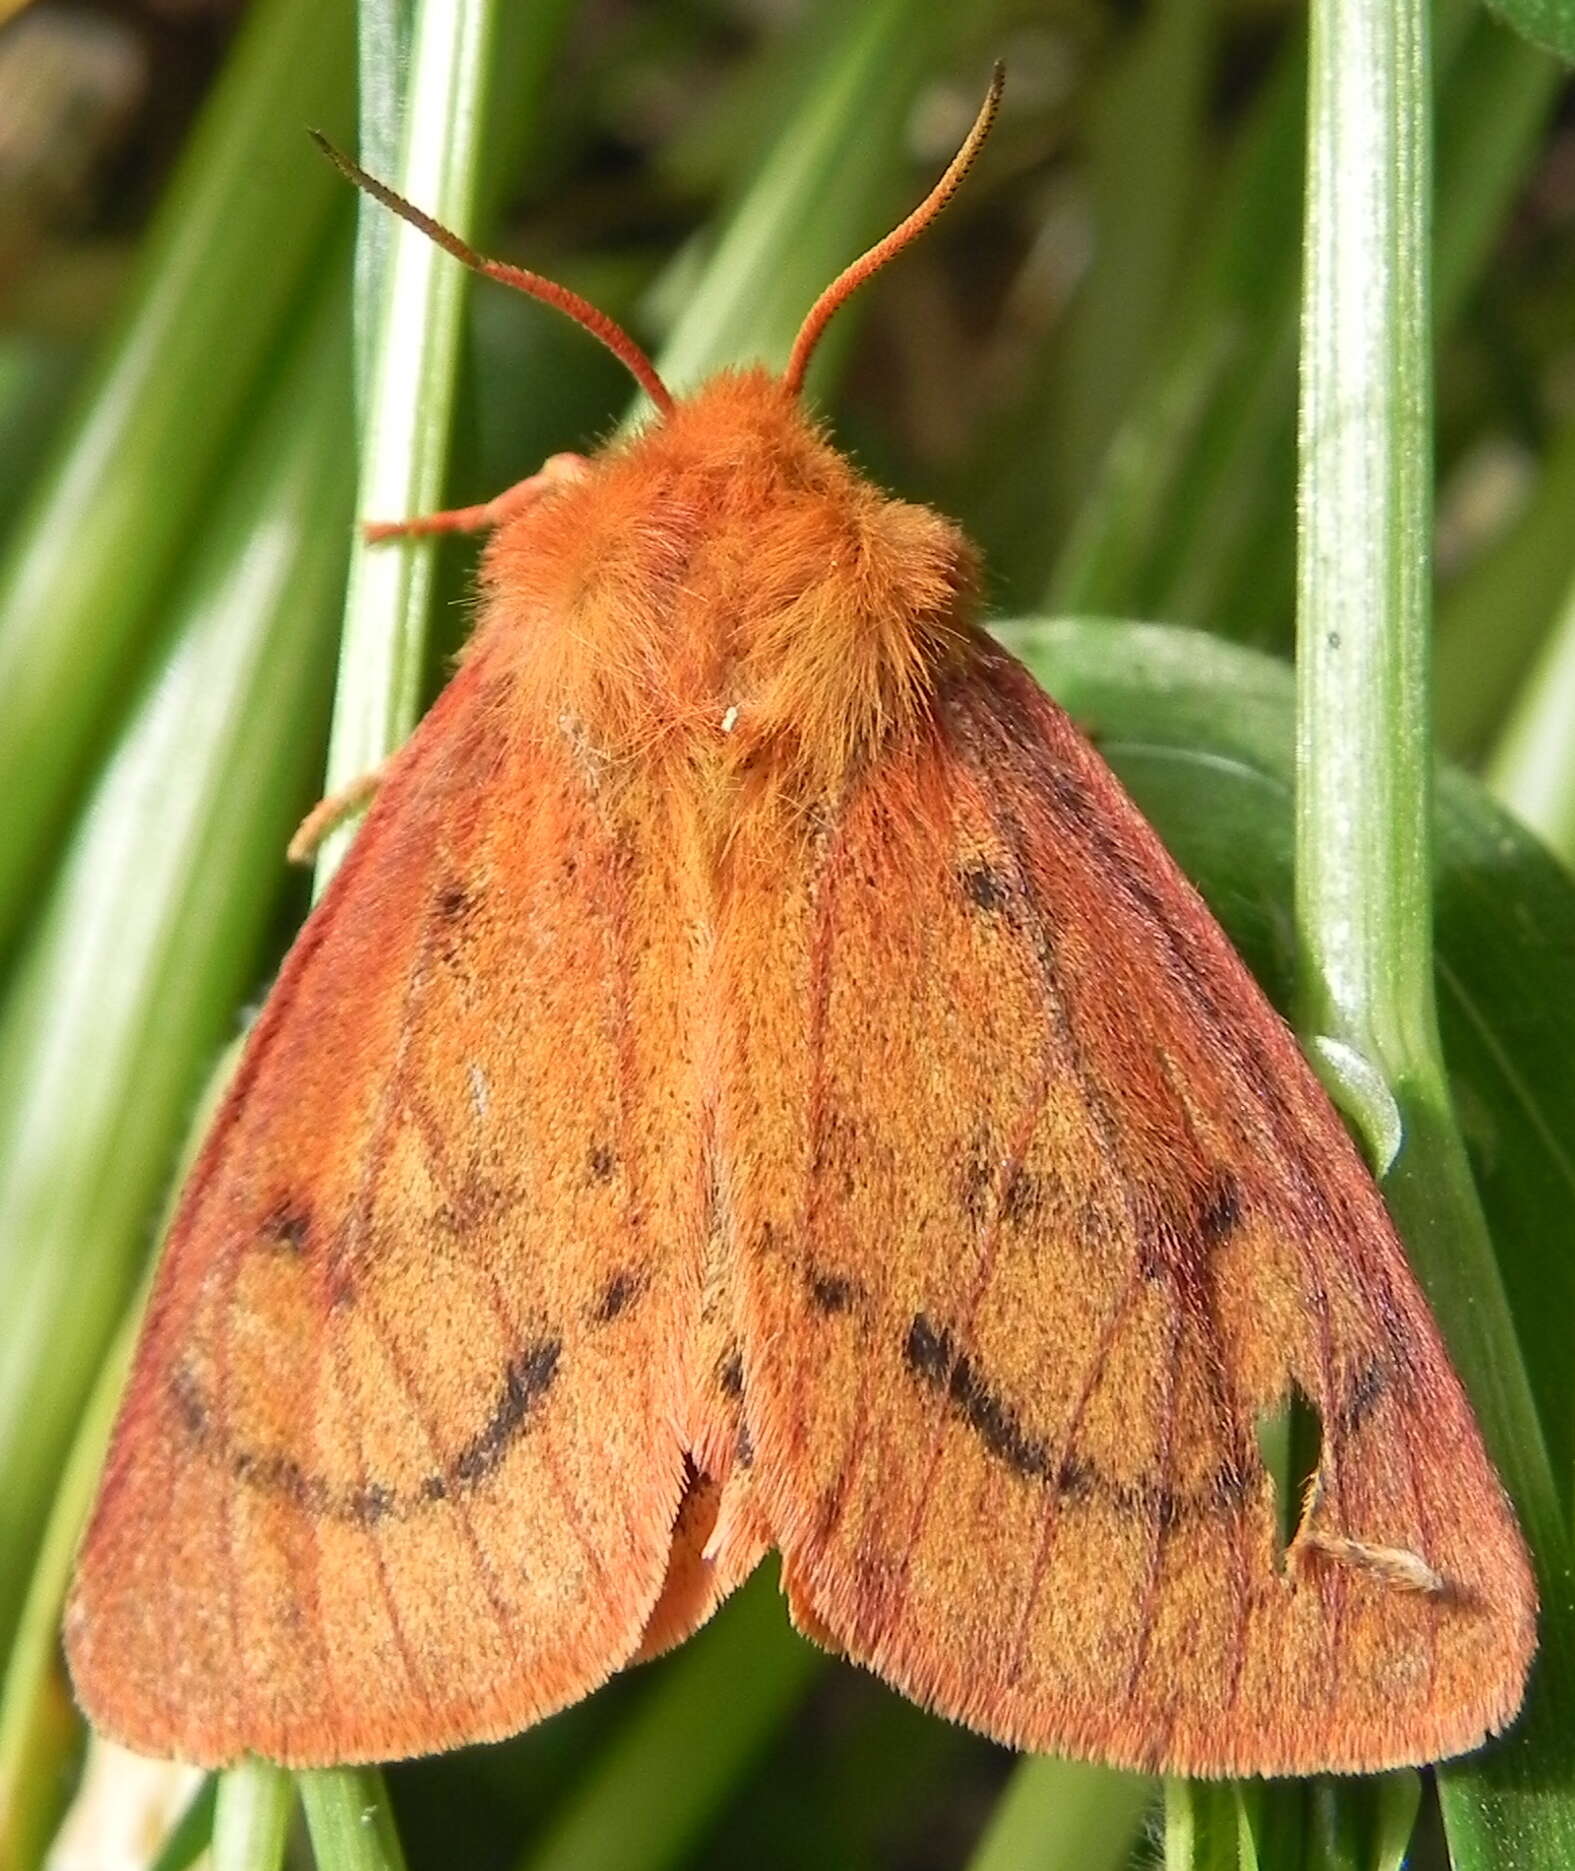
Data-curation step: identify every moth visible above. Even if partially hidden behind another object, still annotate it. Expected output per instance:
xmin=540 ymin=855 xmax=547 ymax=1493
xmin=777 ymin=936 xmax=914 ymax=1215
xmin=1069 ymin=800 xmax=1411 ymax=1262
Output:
xmin=67 ymin=69 xmax=1535 ymax=1777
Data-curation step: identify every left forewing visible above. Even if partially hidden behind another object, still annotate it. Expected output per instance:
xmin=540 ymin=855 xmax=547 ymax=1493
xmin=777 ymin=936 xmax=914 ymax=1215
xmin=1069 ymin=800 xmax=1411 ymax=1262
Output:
xmin=69 ymin=659 xmax=708 ymax=1768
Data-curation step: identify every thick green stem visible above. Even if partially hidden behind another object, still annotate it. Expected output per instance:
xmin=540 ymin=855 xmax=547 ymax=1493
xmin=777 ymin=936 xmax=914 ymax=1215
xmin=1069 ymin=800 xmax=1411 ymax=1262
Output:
xmin=1298 ymin=0 xmax=1574 ymax=1863
xmin=1297 ymin=0 xmax=1436 ymax=1077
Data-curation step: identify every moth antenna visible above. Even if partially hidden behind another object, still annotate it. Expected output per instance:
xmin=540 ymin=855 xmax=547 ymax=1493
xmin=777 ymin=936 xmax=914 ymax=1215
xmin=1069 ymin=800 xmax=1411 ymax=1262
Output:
xmin=309 ymin=132 xmax=675 ymax=418
xmin=782 ymin=62 xmax=1003 ymax=400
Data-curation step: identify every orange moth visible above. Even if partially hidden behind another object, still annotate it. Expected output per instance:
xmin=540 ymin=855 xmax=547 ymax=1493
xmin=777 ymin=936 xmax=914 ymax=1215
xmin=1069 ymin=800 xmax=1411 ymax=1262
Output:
xmin=67 ymin=69 xmax=1534 ymax=1777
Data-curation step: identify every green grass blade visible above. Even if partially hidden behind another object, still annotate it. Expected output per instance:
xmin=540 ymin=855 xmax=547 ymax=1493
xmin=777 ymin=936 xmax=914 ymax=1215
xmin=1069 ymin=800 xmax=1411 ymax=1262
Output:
xmin=252 ymin=0 xmax=505 ymax=1850
xmin=966 ymin=1756 xmax=1152 ymax=1871
xmin=1482 ymin=0 xmax=1575 ymax=60
xmin=313 ymin=0 xmax=503 ymax=884
xmin=148 ymin=1776 xmax=219 ymax=1871
xmin=518 ymin=1575 xmax=819 ymax=1871
xmin=353 ymin=0 xmax=419 ymax=420
xmin=1044 ymin=33 xmax=1303 ymax=619
xmin=0 ymin=270 xmax=353 ymax=1665
xmin=1432 ymin=17 xmax=1562 ymax=317
xmin=212 ymin=1760 xmax=294 ymax=1871
xmin=1302 ymin=1774 xmax=1423 ymax=1871
xmin=1435 ymin=417 xmax=1575 ymax=762
xmin=1052 ymin=0 xmax=1213 ymax=535
xmin=1482 ymin=569 xmax=1575 ymax=865
xmin=0 ymin=1298 xmax=139 ymax=1870
xmin=0 ymin=1031 xmax=240 ymax=1871
xmin=0 ymin=0 xmax=354 ymax=947
xmin=1164 ymin=1778 xmax=1246 ymax=1871
xmin=299 ymin=1770 xmax=408 ymax=1871
xmin=1046 ymin=0 xmax=1552 ymax=650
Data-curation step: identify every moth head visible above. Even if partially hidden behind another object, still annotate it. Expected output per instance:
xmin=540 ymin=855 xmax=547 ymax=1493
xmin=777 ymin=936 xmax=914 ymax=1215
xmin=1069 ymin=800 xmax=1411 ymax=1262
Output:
xmin=310 ymin=63 xmax=1002 ymax=423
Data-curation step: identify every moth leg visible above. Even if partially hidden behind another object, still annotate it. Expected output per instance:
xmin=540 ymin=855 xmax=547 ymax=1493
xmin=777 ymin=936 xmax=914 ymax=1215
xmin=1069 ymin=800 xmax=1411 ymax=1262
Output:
xmin=287 ymin=763 xmax=387 ymax=864
xmin=363 ymin=451 xmax=591 ymax=541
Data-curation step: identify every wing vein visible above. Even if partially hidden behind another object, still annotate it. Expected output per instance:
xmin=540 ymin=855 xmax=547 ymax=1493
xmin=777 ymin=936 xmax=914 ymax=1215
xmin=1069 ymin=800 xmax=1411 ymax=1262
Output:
xmin=793 ymin=805 xmax=869 ymax=1547
xmin=1006 ymin=1265 xmax=1148 ymax=1679
xmin=891 ymin=752 xmax=1082 ymax=1617
xmin=330 ymin=1323 xmax=435 ymax=1721
xmin=1123 ymin=1303 xmax=1184 ymax=1706
xmin=355 ymin=1281 xmax=528 ymax=1675
xmin=401 ymin=1091 xmax=616 ymax=1601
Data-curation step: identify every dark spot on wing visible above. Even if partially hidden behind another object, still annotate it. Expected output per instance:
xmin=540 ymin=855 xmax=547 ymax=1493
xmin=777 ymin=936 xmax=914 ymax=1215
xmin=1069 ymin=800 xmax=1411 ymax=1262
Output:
xmin=348 ymin=1482 xmax=395 ymax=1525
xmin=170 ymin=1365 xmax=208 ymax=1437
xmin=1139 ymin=1172 xmax=1243 ymax=1282
xmin=260 ymin=1199 xmax=311 ymax=1254
xmin=1056 ymin=1453 xmax=1094 ymax=1500
xmin=1046 ymin=770 xmax=1095 ymax=828
xmin=428 ymin=1167 xmax=518 ymax=1239
xmin=588 ymin=1142 xmax=617 ymax=1183
xmin=229 ymin=1444 xmax=328 ymax=1515
xmin=436 ymin=882 xmax=472 ymax=920
xmin=169 ymin=1336 xmax=561 ymax=1521
xmin=1337 ymin=1359 xmax=1387 ymax=1434
xmin=811 ymin=1110 xmax=860 ymax=1201
xmin=958 ymin=1125 xmax=996 ymax=1224
xmin=324 ymin=1261 xmax=358 ymax=1310
xmin=903 ymin=1313 xmax=953 ymax=1385
xmin=960 ymin=860 xmax=1010 ymax=913
xmin=718 ymin=1351 xmax=744 ymax=1400
xmin=949 ymin=1352 xmax=1051 ymax=1480
xmin=1000 ymin=1166 xmax=1047 ymax=1228
xmin=807 ymin=1267 xmax=861 ymax=1315
xmin=591 ymin=1269 xmax=644 ymax=1324
xmin=1151 ymin=1488 xmax=1181 ymax=1533
xmin=735 ymin=1422 xmax=755 ymax=1470
xmin=1211 ymin=1460 xmax=1255 ymax=1509
xmin=1198 ymin=1176 xmax=1242 ymax=1246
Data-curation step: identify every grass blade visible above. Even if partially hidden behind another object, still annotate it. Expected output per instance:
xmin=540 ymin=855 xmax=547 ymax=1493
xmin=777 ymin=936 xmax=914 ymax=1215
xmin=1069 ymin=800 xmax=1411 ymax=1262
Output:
xmin=0 ymin=0 xmax=353 ymax=946
xmin=211 ymin=1760 xmax=293 ymax=1871
xmin=313 ymin=0 xmax=503 ymax=883
xmin=1482 ymin=569 xmax=1575 ymax=865
xmin=518 ymin=1576 xmax=819 ymax=1871
xmin=299 ymin=1770 xmax=408 ymax=1871
xmin=966 ymin=1756 xmax=1152 ymax=1871
xmin=0 ymin=269 xmax=352 ymax=1665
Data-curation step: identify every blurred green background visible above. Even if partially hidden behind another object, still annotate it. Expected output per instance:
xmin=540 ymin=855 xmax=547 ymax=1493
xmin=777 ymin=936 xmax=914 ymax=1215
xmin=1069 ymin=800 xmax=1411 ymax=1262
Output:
xmin=0 ymin=1 xmax=1573 ymax=1868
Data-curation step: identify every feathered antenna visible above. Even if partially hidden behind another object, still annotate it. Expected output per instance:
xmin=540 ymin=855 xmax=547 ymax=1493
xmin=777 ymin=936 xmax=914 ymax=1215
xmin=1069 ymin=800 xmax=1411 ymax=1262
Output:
xmin=310 ymin=132 xmax=675 ymax=418
xmin=781 ymin=63 xmax=1004 ymax=399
